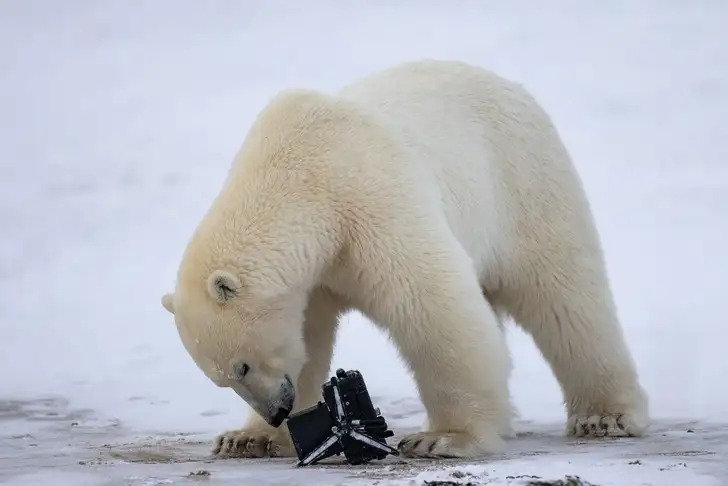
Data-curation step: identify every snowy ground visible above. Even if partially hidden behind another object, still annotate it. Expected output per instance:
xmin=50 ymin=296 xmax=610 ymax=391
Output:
xmin=1 ymin=1 xmax=727 ymax=485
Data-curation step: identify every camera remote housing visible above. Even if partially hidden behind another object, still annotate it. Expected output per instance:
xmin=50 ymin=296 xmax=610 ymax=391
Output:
xmin=286 ymin=369 xmax=399 ymax=466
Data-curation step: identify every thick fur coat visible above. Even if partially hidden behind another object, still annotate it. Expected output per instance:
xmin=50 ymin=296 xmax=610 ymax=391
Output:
xmin=161 ymin=60 xmax=649 ymax=459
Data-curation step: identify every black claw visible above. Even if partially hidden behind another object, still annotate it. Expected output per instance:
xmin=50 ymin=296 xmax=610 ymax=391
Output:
xmin=398 ymin=438 xmax=409 ymax=449
xmin=410 ymin=438 xmax=423 ymax=450
xmin=244 ymin=437 xmax=253 ymax=448
xmin=427 ymin=439 xmax=438 ymax=454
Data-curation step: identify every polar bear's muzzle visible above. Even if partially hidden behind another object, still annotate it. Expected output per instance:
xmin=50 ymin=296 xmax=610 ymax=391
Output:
xmin=230 ymin=374 xmax=295 ymax=428
xmin=266 ymin=374 xmax=295 ymax=427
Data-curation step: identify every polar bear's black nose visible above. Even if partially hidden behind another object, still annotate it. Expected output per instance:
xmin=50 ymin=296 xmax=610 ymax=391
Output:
xmin=270 ymin=407 xmax=290 ymax=427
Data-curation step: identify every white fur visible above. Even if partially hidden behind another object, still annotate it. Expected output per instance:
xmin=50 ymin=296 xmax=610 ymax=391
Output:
xmin=161 ymin=59 xmax=649 ymax=459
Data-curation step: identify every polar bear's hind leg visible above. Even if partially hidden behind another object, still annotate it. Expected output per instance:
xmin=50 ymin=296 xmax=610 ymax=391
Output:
xmin=503 ymin=255 xmax=649 ymax=438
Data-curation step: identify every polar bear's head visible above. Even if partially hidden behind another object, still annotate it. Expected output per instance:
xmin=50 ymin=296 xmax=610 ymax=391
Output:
xmin=160 ymin=89 xmax=353 ymax=427
xmin=161 ymin=264 xmax=310 ymax=428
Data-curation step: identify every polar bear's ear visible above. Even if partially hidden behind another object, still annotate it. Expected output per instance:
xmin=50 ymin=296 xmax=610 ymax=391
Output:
xmin=207 ymin=270 xmax=241 ymax=304
xmin=161 ymin=293 xmax=175 ymax=314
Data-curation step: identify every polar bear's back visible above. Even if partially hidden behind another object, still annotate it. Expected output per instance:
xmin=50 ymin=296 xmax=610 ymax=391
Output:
xmin=337 ymin=60 xmax=595 ymax=278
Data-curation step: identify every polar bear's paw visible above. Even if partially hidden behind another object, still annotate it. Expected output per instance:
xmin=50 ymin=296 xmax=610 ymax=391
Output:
xmin=212 ymin=428 xmax=295 ymax=458
xmin=397 ymin=430 xmax=504 ymax=459
xmin=566 ymin=413 xmax=647 ymax=438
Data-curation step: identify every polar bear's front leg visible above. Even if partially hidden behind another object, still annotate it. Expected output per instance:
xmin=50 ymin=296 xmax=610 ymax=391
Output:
xmin=291 ymin=288 xmax=347 ymax=413
xmin=213 ymin=288 xmax=345 ymax=458
xmin=365 ymin=244 xmax=514 ymax=459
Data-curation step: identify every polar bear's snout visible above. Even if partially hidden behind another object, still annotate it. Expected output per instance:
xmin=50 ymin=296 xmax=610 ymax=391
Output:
xmin=230 ymin=373 xmax=295 ymax=428
xmin=269 ymin=377 xmax=295 ymax=426
xmin=266 ymin=374 xmax=295 ymax=427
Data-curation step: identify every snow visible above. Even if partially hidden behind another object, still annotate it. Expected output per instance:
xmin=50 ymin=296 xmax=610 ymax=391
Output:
xmin=1 ymin=0 xmax=727 ymax=484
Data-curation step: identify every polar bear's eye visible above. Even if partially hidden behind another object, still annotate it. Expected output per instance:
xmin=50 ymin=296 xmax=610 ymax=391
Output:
xmin=233 ymin=362 xmax=250 ymax=379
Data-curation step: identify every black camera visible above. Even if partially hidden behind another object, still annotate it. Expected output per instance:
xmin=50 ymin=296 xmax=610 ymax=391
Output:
xmin=285 ymin=368 xmax=400 ymax=466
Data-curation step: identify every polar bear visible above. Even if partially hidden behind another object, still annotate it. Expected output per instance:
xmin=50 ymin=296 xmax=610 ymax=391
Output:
xmin=160 ymin=59 xmax=649 ymax=459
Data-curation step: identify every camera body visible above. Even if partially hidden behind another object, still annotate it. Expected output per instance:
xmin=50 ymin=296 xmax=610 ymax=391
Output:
xmin=286 ymin=369 xmax=399 ymax=466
